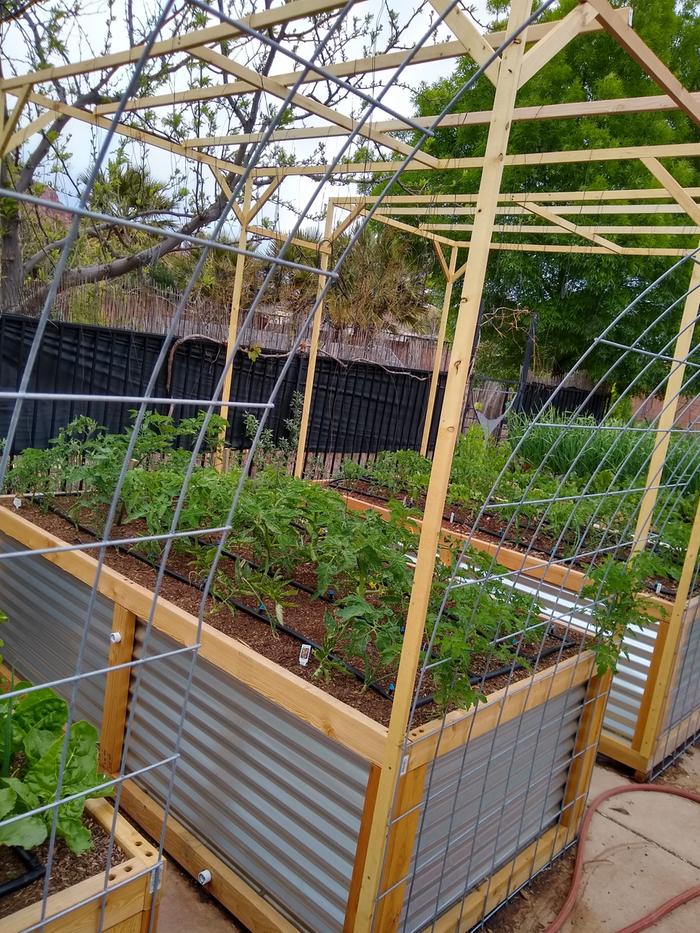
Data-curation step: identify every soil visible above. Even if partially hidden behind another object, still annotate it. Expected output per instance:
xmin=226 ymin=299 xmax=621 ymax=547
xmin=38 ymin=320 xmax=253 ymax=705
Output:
xmin=333 ymin=480 xmax=682 ymax=599
xmin=0 ymin=815 xmax=126 ymax=919
xmin=13 ymin=501 xmax=590 ymax=729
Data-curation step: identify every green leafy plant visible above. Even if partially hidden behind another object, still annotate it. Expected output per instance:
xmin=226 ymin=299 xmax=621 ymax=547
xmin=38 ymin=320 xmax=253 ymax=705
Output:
xmin=0 ymin=683 xmax=111 ymax=853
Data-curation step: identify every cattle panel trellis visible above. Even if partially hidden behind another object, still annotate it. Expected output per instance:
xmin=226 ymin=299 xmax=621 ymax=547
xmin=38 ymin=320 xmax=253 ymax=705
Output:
xmin=0 ymin=1 xmax=699 ymax=932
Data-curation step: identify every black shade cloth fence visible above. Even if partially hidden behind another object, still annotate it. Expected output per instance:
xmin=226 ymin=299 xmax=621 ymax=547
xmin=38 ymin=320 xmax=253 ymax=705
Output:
xmin=0 ymin=315 xmax=610 ymax=462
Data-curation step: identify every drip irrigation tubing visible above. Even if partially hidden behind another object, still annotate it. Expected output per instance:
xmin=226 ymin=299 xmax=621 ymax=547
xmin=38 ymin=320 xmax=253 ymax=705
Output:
xmin=0 ymin=848 xmax=46 ymax=897
xmin=544 ymin=783 xmax=700 ymax=933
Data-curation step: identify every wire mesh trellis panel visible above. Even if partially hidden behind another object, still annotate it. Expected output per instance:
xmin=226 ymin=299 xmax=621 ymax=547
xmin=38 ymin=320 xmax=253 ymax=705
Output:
xmin=1 ymin=0 xmax=699 ymax=932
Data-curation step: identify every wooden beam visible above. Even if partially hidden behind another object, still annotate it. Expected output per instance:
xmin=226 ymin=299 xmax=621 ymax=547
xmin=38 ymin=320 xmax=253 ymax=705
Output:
xmin=246 ymin=178 xmax=281 ymax=224
xmin=518 ymin=2 xmax=598 ymax=88
xmin=219 ymin=175 xmax=253 ymax=443
xmin=421 ymin=223 xmax=700 ymax=235
xmin=99 ymin=604 xmax=137 ymax=774
xmin=344 ymin=765 xmax=381 ymax=933
xmin=428 ymin=0 xmax=498 ymax=85
xmin=641 ymin=157 xmax=700 ymax=226
xmin=359 ymin=211 xmax=458 ymax=248
xmin=247 ymin=223 xmax=328 ymax=254
xmin=432 ymin=241 xmax=450 ymax=281
xmin=209 ymin=165 xmax=232 ymax=200
xmin=0 ymin=0 xmax=350 ymax=91
xmin=192 ymin=46 xmax=439 ymax=170
xmin=28 ymin=91 xmax=244 ymax=177
xmin=586 ymin=0 xmax=700 ymax=127
xmin=353 ymin=4 xmax=532 ymax=927
xmin=183 ymin=88 xmax=700 ymax=148
xmin=421 ymin=246 xmax=457 ymax=457
xmin=0 ymin=85 xmax=31 ymax=156
xmin=330 ymin=200 xmax=367 ymax=241
xmin=3 ymin=109 xmax=54 ymax=153
xmin=521 ymin=200 xmax=624 ymax=253
xmin=294 ymin=205 xmax=334 ymax=479
xmin=386 ymin=204 xmax=690 ymax=217
xmin=251 ymin=141 xmax=700 ymax=177
xmin=336 ymin=186 xmax=700 ymax=206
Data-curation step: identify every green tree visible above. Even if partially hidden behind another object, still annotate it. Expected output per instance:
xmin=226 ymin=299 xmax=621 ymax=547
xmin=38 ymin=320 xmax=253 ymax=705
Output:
xmin=394 ymin=0 xmax=700 ymax=391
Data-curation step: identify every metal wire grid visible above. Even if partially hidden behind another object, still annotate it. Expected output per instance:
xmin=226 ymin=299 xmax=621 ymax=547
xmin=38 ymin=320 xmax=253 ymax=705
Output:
xmin=382 ymin=251 xmax=700 ymax=932
xmin=0 ymin=0 xmax=536 ymax=928
xmin=0 ymin=2 xmax=698 ymax=932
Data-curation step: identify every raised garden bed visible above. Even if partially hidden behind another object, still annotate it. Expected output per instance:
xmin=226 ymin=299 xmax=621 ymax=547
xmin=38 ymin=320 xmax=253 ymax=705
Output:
xmin=333 ymin=490 xmax=700 ymax=782
xmin=0 ymin=502 xmax=605 ymax=932
xmin=0 ymin=796 xmax=161 ymax=932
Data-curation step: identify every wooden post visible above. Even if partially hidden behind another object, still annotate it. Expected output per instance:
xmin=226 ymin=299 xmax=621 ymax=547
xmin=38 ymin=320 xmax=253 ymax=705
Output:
xmin=294 ymin=202 xmax=334 ymax=478
xmin=637 ymin=494 xmax=700 ymax=761
xmin=420 ymin=246 xmax=458 ymax=457
xmin=633 ymin=248 xmax=700 ymax=551
xmin=218 ymin=174 xmax=253 ymax=463
xmin=100 ymin=604 xmax=137 ymax=774
xmin=352 ymin=4 xmax=531 ymax=928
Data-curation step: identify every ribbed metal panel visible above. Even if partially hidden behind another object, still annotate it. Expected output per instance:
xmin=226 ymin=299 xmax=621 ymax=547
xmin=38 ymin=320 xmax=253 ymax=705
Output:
xmin=0 ymin=531 xmax=112 ymax=726
xmin=126 ymin=623 xmax=369 ymax=933
xmin=664 ymin=596 xmax=700 ymax=731
xmin=400 ymin=685 xmax=586 ymax=933
xmin=505 ymin=570 xmax=658 ymax=741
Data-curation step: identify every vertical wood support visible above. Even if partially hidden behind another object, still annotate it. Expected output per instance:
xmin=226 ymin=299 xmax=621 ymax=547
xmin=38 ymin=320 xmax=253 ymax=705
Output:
xmin=294 ymin=202 xmax=334 ymax=478
xmin=420 ymin=246 xmax=458 ymax=457
xmin=353 ymin=5 xmax=531 ymax=928
xmin=560 ymin=672 xmax=608 ymax=831
xmin=218 ymin=174 xmax=253 ymax=462
xmin=633 ymin=250 xmax=700 ymax=550
xmin=636 ymin=494 xmax=700 ymax=760
xmin=344 ymin=765 xmax=381 ymax=932
xmin=100 ymin=604 xmax=137 ymax=774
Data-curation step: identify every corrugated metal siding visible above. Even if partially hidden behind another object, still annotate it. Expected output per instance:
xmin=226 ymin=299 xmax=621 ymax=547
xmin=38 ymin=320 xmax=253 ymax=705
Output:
xmin=505 ymin=570 xmax=656 ymax=741
xmin=0 ymin=530 xmax=112 ymax=726
xmin=664 ymin=596 xmax=700 ymax=731
xmin=400 ymin=685 xmax=586 ymax=933
xmin=126 ymin=623 xmax=369 ymax=933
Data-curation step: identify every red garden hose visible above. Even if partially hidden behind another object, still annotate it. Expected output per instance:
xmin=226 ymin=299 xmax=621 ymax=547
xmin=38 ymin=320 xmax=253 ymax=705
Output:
xmin=545 ymin=783 xmax=700 ymax=933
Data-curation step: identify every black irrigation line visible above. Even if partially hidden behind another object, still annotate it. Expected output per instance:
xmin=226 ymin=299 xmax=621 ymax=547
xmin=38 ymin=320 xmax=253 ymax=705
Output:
xmin=0 ymin=848 xmax=46 ymax=898
xmin=46 ymin=504 xmax=578 ymax=710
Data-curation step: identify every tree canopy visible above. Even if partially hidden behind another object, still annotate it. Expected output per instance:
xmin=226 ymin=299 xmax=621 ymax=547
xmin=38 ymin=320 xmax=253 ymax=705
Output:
xmin=398 ymin=0 xmax=700 ymax=392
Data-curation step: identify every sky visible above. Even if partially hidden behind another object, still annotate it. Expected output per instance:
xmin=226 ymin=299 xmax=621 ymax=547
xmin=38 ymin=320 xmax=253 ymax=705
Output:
xmin=3 ymin=0 xmax=493 ymax=242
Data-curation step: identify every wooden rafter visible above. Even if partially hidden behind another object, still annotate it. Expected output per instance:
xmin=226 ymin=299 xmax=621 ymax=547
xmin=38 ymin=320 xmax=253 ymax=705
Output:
xmin=181 ymin=91 xmax=700 ymax=149
xmin=0 ymin=85 xmax=31 ymax=157
xmin=0 ymin=0 xmax=348 ymax=91
xmin=250 ymin=141 xmax=700 ymax=176
xmin=641 ymin=157 xmax=700 ymax=226
xmin=246 ymin=179 xmax=282 ymax=224
xmin=518 ymin=2 xmax=598 ymax=88
xmin=427 ymin=0 xmax=498 ymax=85
xmin=585 ymin=0 xmax=700 ymax=127
xmin=191 ymin=46 xmax=439 ymax=169
xmin=521 ymin=200 xmax=624 ymax=253
xmin=433 ymin=240 xmax=451 ymax=280
xmin=420 ymin=223 xmax=700 ymax=236
xmin=384 ymin=204 xmax=690 ymax=217
xmin=335 ymin=186 xmax=700 ymax=205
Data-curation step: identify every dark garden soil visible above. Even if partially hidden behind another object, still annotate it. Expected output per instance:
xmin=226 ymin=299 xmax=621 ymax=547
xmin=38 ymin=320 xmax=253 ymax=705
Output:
xmin=333 ymin=480 xmax=681 ymax=599
xmin=14 ymin=502 xmax=590 ymax=729
xmin=0 ymin=815 xmax=126 ymax=919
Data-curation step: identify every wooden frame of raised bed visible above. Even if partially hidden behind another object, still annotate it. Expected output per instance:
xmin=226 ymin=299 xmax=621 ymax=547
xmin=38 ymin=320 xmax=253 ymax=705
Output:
xmin=1 ymin=796 xmax=162 ymax=933
xmin=0 ymin=503 xmax=606 ymax=932
xmin=339 ymin=491 xmax=700 ymax=784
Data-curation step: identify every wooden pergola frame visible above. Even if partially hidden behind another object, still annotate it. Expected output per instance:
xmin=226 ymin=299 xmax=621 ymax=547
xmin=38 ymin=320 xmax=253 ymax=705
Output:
xmin=2 ymin=1 xmax=700 ymax=929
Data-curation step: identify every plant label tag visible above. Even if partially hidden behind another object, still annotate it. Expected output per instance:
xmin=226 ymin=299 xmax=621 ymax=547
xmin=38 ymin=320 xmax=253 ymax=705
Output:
xmin=12 ymin=497 xmax=21 ymax=509
xmin=400 ymin=754 xmax=409 ymax=776
xmin=299 ymin=644 xmax=312 ymax=667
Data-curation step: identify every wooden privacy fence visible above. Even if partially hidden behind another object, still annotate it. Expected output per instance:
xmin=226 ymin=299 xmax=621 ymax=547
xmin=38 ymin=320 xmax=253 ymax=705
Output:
xmin=0 ymin=502 xmax=605 ymax=933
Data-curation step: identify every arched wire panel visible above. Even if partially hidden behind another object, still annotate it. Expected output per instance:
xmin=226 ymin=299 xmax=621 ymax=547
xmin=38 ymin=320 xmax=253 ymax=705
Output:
xmin=374 ymin=250 xmax=700 ymax=932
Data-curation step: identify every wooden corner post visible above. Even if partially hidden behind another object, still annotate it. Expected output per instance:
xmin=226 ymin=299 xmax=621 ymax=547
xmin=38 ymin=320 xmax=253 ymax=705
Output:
xmin=633 ymin=247 xmax=700 ymax=550
xmin=352 ymin=3 xmax=531 ymax=928
xmin=100 ymin=603 xmax=137 ymax=774
xmin=294 ymin=201 xmax=334 ymax=478
xmin=420 ymin=245 xmax=459 ymax=457
xmin=218 ymin=173 xmax=253 ymax=465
